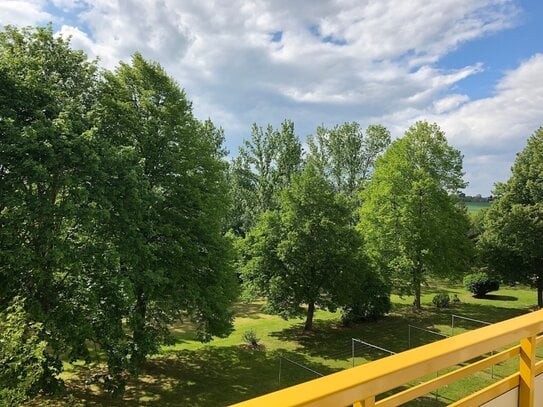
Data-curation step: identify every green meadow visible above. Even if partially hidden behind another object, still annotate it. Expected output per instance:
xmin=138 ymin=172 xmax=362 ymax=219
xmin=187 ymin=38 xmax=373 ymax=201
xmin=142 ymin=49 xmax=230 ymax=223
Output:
xmin=32 ymin=282 xmax=541 ymax=406
xmin=464 ymin=201 xmax=491 ymax=214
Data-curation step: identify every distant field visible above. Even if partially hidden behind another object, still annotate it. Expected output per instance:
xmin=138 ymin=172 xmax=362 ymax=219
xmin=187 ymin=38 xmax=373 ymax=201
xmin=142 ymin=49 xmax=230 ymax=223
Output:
xmin=464 ymin=201 xmax=490 ymax=213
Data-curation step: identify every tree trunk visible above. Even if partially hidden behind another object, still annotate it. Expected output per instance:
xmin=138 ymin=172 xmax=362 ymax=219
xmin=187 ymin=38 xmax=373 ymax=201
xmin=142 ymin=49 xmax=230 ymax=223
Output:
xmin=131 ymin=288 xmax=147 ymax=370
xmin=412 ymin=265 xmax=422 ymax=310
xmin=537 ymin=274 xmax=543 ymax=309
xmin=304 ymin=302 xmax=315 ymax=331
xmin=413 ymin=283 xmax=421 ymax=310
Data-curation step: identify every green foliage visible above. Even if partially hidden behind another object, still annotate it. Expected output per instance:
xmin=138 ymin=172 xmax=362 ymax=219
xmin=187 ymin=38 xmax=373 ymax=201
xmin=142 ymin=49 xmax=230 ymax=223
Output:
xmin=432 ymin=293 xmax=450 ymax=308
xmin=479 ymin=128 xmax=543 ymax=307
xmin=241 ymin=329 xmax=260 ymax=347
xmin=341 ymin=275 xmax=391 ymax=325
xmin=359 ymin=121 xmax=473 ymax=309
xmin=308 ymin=122 xmax=390 ymax=197
xmin=227 ymin=120 xmax=302 ymax=236
xmin=463 ymin=273 xmax=500 ymax=297
xmin=91 ymin=53 xmax=238 ymax=377
xmin=240 ymin=163 xmax=386 ymax=330
xmin=0 ymin=298 xmax=51 ymax=405
xmin=0 ymin=24 xmax=99 ymax=391
xmin=0 ymin=25 xmax=238 ymax=396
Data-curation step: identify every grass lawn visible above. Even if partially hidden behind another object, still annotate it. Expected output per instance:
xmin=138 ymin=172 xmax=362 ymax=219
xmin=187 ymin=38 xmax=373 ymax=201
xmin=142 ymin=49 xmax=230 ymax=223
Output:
xmin=31 ymin=282 xmax=541 ymax=406
xmin=464 ymin=201 xmax=491 ymax=214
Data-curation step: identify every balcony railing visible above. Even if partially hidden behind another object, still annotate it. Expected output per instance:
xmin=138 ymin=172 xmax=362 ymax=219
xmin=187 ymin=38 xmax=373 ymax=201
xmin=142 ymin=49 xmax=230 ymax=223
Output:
xmin=232 ymin=309 xmax=543 ymax=407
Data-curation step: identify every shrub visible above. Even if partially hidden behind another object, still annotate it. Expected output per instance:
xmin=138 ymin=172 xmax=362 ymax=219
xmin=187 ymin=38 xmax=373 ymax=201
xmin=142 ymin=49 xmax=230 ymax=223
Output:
xmin=341 ymin=277 xmax=391 ymax=325
xmin=463 ymin=272 xmax=500 ymax=297
xmin=0 ymin=297 xmax=52 ymax=406
xmin=432 ymin=293 xmax=450 ymax=308
xmin=242 ymin=329 xmax=260 ymax=347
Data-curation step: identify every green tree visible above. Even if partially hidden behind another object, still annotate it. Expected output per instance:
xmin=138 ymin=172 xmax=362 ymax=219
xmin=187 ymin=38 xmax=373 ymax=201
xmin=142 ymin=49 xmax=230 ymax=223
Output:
xmin=359 ymin=121 xmax=472 ymax=309
xmin=479 ymin=128 xmax=543 ymax=307
xmin=92 ymin=53 xmax=238 ymax=376
xmin=308 ymin=123 xmax=391 ymax=197
xmin=0 ymin=25 xmax=100 ymax=392
xmin=227 ymin=120 xmax=302 ymax=236
xmin=240 ymin=164 xmax=379 ymax=330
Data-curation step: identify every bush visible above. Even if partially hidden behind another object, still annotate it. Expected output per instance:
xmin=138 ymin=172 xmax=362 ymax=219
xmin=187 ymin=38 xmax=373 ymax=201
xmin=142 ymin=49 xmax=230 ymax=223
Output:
xmin=463 ymin=272 xmax=500 ymax=297
xmin=432 ymin=293 xmax=450 ymax=308
xmin=242 ymin=329 xmax=260 ymax=347
xmin=0 ymin=297 xmax=53 ymax=406
xmin=341 ymin=278 xmax=391 ymax=325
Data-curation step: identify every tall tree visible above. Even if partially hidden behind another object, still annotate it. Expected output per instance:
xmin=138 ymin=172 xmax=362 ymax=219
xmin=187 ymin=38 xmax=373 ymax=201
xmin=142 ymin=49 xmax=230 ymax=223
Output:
xmin=359 ymin=121 xmax=472 ymax=309
xmin=240 ymin=163 xmax=379 ymax=330
xmin=227 ymin=119 xmax=302 ymax=236
xmin=0 ymin=25 xmax=100 ymax=392
xmin=479 ymin=128 xmax=543 ymax=307
xmin=308 ymin=123 xmax=390 ymax=197
xmin=91 ymin=54 xmax=238 ymax=377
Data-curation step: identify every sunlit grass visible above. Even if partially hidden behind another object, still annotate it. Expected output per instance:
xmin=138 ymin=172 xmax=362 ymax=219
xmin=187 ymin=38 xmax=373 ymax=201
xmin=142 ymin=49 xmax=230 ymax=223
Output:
xmin=32 ymin=282 xmax=541 ymax=406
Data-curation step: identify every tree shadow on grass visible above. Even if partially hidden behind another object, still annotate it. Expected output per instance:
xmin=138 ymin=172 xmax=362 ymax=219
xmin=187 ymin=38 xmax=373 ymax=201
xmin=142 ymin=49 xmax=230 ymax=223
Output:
xmin=134 ymin=347 xmax=337 ymax=406
xmin=450 ymin=302 xmax=526 ymax=324
xmin=473 ymin=294 xmax=518 ymax=302
xmin=231 ymin=301 xmax=269 ymax=319
xmin=38 ymin=346 xmax=336 ymax=406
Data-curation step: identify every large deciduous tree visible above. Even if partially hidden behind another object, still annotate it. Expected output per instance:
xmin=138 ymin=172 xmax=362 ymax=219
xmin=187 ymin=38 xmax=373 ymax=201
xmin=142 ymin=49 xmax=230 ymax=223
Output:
xmin=0 ymin=25 xmax=100 ymax=393
xmin=240 ymin=163 xmax=381 ymax=331
xmin=359 ymin=121 xmax=472 ymax=309
xmin=93 ymin=53 xmax=238 ymax=376
xmin=479 ymin=128 xmax=543 ymax=307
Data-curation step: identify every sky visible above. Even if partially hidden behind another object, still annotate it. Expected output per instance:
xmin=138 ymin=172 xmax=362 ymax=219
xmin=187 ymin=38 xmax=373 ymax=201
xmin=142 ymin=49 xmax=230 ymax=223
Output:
xmin=1 ymin=0 xmax=542 ymax=195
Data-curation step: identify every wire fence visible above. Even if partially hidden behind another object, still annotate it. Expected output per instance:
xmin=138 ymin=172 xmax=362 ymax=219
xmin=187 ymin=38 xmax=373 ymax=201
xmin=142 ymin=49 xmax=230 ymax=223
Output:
xmin=408 ymin=324 xmax=449 ymax=348
xmin=277 ymin=355 xmax=324 ymax=388
xmin=451 ymin=314 xmax=491 ymax=336
xmin=275 ymin=315 xmax=499 ymax=398
xmin=351 ymin=338 xmax=395 ymax=367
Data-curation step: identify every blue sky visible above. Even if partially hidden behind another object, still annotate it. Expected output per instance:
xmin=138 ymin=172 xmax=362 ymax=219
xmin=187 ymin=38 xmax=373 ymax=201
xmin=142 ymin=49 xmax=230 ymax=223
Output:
xmin=1 ymin=0 xmax=542 ymax=195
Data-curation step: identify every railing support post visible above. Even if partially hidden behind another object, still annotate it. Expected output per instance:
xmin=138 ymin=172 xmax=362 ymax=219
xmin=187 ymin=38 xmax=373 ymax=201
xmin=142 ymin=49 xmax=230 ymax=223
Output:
xmin=354 ymin=396 xmax=375 ymax=407
xmin=519 ymin=335 xmax=536 ymax=407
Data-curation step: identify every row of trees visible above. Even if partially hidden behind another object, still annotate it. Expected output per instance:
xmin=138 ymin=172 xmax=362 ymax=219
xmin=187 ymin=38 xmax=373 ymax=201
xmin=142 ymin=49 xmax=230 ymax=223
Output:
xmin=234 ymin=120 xmax=474 ymax=329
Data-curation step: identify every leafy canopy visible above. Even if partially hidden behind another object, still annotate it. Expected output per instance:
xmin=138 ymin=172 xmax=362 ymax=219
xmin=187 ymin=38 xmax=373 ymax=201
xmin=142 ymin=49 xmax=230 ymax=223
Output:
xmin=479 ymin=127 xmax=543 ymax=306
xmin=359 ymin=121 xmax=472 ymax=308
xmin=240 ymin=163 xmax=380 ymax=330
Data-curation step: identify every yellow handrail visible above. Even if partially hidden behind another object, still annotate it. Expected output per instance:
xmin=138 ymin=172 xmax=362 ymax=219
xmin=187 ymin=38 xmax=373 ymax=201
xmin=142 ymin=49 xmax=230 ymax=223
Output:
xmin=231 ymin=309 xmax=543 ymax=407
xmin=376 ymin=345 xmax=520 ymax=407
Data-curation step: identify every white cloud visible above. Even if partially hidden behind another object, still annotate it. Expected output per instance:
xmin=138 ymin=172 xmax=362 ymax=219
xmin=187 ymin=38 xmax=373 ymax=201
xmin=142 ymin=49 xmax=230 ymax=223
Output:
xmin=4 ymin=0 xmax=536 ymax=194
xmin=435 ymin=54 xmax=543 ymax=148
xmin=0 ymin=0 xmax=51 ymax=27
xmin=380 ymin=54 xmax=543 ymax=194
xmin=50 ymin=0 xmax=82 ymax=11
xmin=433 ymin=94 xmax=470 ymax=114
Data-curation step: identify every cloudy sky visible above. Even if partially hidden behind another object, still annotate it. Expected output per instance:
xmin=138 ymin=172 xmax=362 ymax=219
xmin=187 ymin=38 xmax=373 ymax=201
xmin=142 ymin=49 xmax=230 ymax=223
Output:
xmin=2 ymin=0 xmax=542 ymax=194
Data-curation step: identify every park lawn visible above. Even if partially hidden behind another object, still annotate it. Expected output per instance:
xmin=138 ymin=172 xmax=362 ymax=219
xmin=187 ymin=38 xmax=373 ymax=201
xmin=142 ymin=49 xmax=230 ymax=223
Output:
xmin=31 ymin=282 xmax=541 ymax=406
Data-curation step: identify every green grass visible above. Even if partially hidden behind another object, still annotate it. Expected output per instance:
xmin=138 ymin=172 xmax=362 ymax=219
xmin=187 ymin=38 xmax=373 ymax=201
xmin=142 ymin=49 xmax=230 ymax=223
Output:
xmin=464 ymin=201 xmax=491 ymax=213
xmin=31 ymin=282 xmax=541 ymax=406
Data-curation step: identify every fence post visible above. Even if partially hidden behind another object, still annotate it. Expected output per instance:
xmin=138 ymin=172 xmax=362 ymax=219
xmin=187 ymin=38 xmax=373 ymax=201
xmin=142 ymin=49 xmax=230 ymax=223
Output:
xmin=352 ymin=338 xmax=355 ymax=367
xmin=278 ymin=357 xmax=282 ymax=386
xmin=519 ymin=335 xmax=536 ymax=407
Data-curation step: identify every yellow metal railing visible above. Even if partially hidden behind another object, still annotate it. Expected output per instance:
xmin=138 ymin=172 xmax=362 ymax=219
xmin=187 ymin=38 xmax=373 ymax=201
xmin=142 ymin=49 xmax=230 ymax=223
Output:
xmin=232 ymin=309 xmax=543 ymax=407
